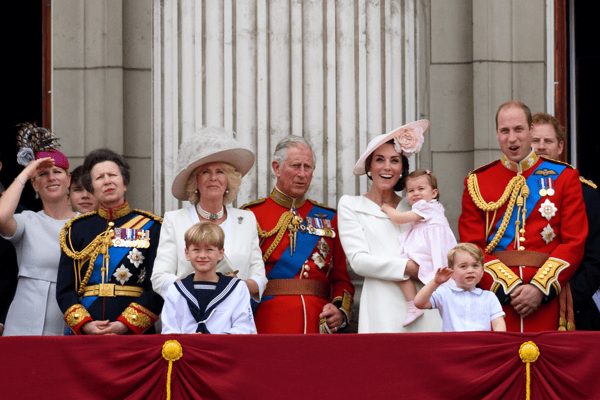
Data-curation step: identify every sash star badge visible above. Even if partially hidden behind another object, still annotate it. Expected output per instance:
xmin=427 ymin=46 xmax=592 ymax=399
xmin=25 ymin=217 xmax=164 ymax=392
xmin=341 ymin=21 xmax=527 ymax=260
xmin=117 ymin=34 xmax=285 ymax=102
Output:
xmin=311 ymin=252 xmax=326 ymax=269
xmin=127 ymin=248 xmax=145 ymax=268
xmin=541 ymin=224 xmax=556 ymax=245
xmin=539 ymin=199 xmax=557 ymax=221
xmin=317 ymin=238 xmax=330 ymax=258
xmin=114 ymin=265 xmax=132 ymax=285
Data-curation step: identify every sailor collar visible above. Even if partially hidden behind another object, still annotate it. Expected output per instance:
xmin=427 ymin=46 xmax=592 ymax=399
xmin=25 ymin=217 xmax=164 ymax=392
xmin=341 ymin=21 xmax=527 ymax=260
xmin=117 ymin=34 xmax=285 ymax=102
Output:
xmin=500 ymin=149 xmax=539 ymax=173
xmin=98 ymin=201 xmax=131 ymax=220
xmin=449 ymin=286 xmax=483 ymax=295
xmin=270 ymin=186 xmax=306 ymax=209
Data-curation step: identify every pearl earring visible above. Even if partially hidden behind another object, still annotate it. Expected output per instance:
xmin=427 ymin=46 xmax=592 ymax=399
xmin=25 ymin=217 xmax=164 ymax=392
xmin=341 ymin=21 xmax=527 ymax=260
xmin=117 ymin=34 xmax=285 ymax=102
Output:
xmin=367 ymin=171 xmax=372 ymax=177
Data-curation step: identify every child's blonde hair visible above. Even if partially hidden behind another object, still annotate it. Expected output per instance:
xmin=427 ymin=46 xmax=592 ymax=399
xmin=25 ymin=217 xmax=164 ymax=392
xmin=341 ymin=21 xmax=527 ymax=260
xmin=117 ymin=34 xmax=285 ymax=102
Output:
xmin=185 ymin=222 xmax=225 ymax=249
xmin=406 ymin=169 xmax=440 ymax=200
xmin=447 ymin=243 xmax=484 ymax=269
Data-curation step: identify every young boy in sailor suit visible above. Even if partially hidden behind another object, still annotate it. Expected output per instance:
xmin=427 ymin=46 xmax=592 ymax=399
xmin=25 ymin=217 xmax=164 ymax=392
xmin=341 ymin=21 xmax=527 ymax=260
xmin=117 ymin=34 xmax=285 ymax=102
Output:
xmin=161 ymin=222 xmax=256 ymax=334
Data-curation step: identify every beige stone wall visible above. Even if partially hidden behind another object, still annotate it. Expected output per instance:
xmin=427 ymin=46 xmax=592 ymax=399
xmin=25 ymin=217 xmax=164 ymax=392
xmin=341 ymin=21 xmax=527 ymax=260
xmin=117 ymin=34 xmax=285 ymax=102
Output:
xmin=52 ymin=0 xmax=153 ymax=211
xmin=418 ymin=0 xmax=548 ymax=236
xmin=52 ymin=0 xmax=549 ymax=230
xmin=152 ymin=0 xmax=421 ymax=215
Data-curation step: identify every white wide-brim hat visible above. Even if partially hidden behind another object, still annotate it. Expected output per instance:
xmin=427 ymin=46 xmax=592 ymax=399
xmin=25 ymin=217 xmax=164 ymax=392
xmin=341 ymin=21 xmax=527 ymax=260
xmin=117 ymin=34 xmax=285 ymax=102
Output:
xmin=353 ymin=120 xmax=429 ymax=176
xmin=171 ymin=127 xmax=255 ymax=201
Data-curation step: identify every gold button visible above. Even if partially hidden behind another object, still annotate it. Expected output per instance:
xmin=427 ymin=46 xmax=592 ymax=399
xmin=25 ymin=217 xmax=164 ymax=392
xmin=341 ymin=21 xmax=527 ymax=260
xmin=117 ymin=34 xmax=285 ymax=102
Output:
xmin=519 ymin=246 xmax=525 ymax=251
xmin=520 ymin=237 xmax=526 ymax=242
xmin=303 ymin=272 xmax=309 ymax=278
xmin=519 ymin=229 xmax=525 ymax=234
xmin=304 ymin=265 xmax=310 ymax=271
xmin=508 ymin=275 xmax=513 ymax=279
xmin=548 ymin=263 xmax=553 ymax=268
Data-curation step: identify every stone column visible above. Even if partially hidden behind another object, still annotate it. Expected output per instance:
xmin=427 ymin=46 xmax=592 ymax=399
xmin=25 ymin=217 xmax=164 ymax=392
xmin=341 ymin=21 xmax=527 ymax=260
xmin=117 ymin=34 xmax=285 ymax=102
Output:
xmin=53 ymin=0 xmax=154 ymax=210
xmin=153 ymin=0 xmax=421 ymax=215
xmin=53 ymin=0 xmax=124 ymax=168
xmin=421 ymin=0 xmax=548 ymax=235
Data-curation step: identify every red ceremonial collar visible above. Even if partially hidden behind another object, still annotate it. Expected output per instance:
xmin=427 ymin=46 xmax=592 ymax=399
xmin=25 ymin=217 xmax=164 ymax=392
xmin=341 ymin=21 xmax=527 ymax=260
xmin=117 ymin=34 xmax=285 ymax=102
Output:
xmin=98 ymin=201 xmax=131 ymax=220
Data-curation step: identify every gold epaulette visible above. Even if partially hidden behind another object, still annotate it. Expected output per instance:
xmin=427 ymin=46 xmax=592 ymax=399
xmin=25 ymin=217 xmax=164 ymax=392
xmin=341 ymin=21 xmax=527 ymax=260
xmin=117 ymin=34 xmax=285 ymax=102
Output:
xmin=539 ymin=156 xmax=574 ymax=169
xmin=484 ymin=260 xmax=522 ymax=294
xmin=241 ymin=198 xmax=267 ymax=210
xmin=468 ymin=160 xmax=501 ymax=176
xmin=580 ymin=176 xmax=597 ymax=189
xmin=133 ymin=209 xmax=163 ymax=224
xmin=308 ymin=199 xmax=336 ymax=213
xmin=59 ymin=211 xmax=99 ymax=251
xmin=530 ymin=257 xmax=569 ymax=296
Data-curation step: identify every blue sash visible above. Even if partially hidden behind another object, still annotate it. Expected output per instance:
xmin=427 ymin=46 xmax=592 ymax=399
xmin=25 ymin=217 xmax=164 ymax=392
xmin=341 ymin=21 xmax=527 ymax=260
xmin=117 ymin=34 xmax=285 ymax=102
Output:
xmin=259 ymin=204 xmax=335 ymax=305
xmin=81 ymin=218 xmax=155 ymax=309
xmin=490 ymin=161 xmax=566 ymax=251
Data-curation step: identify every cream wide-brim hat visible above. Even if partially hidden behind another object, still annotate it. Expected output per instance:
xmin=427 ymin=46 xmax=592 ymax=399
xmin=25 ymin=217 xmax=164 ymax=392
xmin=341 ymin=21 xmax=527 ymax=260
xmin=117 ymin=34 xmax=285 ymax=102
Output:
xmin=171 ymin=128 xmax=255 ymax=201
xmin=353 ymin=120 xmax=429 ymax=176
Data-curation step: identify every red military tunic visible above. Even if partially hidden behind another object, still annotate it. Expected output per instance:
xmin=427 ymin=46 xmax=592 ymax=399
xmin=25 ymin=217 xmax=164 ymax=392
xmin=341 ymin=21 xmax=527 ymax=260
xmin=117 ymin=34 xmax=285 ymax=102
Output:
xmin=243 ymin=188 xmax=354 ymax=334
xmin=459 ymin=150 xmax=587 ymax=332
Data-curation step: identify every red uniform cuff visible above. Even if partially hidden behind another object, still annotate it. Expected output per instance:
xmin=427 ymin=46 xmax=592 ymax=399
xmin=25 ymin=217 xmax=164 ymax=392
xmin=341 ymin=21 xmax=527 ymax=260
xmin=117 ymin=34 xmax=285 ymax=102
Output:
xmin=64 ymin=304 xmax=93 ymax=335
xmin=118 ymin=303 xmax=158 ymax=334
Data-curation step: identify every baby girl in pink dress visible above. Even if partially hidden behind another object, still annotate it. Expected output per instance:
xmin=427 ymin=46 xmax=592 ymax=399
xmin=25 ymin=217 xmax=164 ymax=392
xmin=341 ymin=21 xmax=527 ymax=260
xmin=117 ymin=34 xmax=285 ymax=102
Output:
xmin=381 ymin=169 xmax=457 ymax=326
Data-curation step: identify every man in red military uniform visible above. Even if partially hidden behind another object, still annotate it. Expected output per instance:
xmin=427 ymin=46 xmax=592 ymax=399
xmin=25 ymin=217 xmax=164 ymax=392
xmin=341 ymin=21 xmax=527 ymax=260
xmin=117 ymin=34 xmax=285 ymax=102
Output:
xmin=243 ymin=136 xmax=354 ymax=334
xmin=459 ymin=101 xmax=587 ymax=332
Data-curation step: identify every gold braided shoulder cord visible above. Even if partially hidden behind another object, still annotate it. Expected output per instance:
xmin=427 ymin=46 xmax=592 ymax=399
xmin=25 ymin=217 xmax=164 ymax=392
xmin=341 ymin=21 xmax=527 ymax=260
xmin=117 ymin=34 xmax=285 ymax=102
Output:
xmin=256 ymin=211 xmax=293 ymax=262
xmin=467 ymin=174 xmax=526 ymax=254
xmin=60 ymin=217 xmax=115 ymax=295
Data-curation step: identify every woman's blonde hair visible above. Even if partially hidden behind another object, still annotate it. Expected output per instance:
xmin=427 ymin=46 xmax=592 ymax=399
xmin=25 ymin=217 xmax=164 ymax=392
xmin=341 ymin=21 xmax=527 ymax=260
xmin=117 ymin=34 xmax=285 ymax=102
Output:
xmin=185 ymin=162 xmax=242 ymax=205
xmin=447 ymin=243 xmax=484 ymax=269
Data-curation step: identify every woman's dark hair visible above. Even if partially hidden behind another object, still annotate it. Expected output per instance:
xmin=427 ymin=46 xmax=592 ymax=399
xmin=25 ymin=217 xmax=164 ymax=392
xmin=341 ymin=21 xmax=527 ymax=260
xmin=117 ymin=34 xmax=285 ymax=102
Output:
xmin=364 ymin=140 xmax=410 ymax=192
xmin=81 ymin=148 xmax=131 ymax=194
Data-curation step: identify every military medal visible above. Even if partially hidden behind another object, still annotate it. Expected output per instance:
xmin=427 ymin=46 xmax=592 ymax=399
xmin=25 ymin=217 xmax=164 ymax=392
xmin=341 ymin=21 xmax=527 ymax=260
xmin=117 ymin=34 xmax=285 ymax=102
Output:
xmin=538 ymin=178 xmax=547 ymax=197
xmin=112 ymin=227 xmax=150 ymax=248
xmin=306 ymin=216 xmax=336 ymax=238
xmin=546 ymin=177 xmax=555 ymax=196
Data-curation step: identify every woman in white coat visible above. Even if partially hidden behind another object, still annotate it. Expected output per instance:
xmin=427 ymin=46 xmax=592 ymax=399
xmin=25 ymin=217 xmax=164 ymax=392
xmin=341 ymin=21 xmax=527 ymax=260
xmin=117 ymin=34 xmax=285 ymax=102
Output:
xmin=151 ymin=127 xmax=267 ymax=301
xmin=337 ymin=121 xmax=442 ymax=333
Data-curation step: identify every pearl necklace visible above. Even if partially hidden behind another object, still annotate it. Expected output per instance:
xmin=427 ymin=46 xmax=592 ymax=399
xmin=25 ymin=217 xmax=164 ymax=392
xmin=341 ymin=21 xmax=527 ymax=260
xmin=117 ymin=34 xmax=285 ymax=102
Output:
xmin=196 ymin=204 xmax=224 ymax=221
